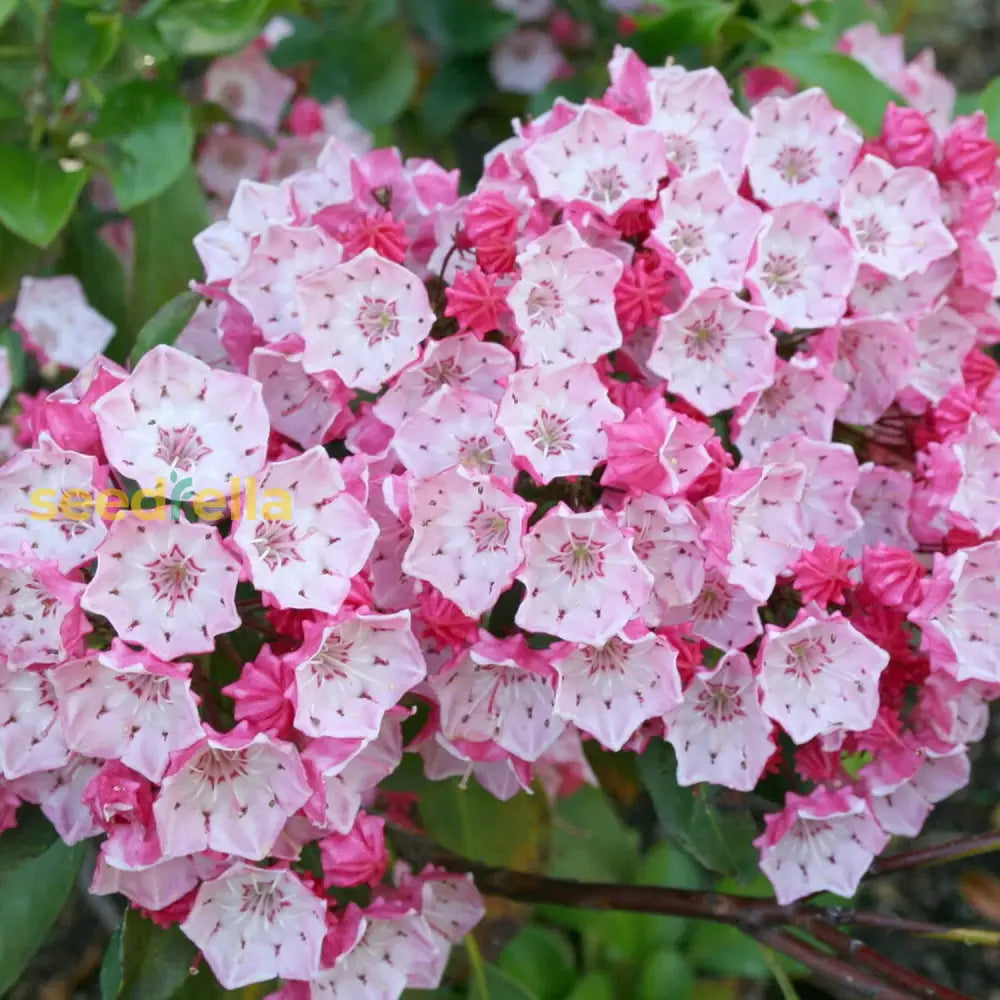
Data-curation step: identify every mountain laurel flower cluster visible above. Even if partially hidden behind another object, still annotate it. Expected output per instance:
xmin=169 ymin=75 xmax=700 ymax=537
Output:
xmin=4 ymin=30 xmax=1000 ymax=995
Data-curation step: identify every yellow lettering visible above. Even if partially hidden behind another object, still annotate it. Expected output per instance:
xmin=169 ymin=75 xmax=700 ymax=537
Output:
xmin=59 ymin=488 xmax=94 ymax=522
xmin=261 ymin=489 xmax=292 ymax=521
xmin=28 ymin=488 xmax=57 ymax=520
xmin=193 ymin=488 xmax=227 ymax=522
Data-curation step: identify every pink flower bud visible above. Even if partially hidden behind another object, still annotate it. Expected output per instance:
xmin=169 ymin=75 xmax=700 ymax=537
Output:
xmin=881 ymin=104 xmax=937 ymax=169
xmin=319 ymin=812 xmax=388 ymax=888
xmin=862 ymin=544 xmax=926 ymax=610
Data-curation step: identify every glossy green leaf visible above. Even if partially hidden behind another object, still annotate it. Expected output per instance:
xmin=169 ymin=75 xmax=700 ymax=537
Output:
xmin=0 ymin=326 xmax=27 ymax=393
xmin=0 ymin=222 xmax=46 ymax=299
xmin=156 ymin=0 xmax=269 ymax=54
xmin=630 ymin=842 xmax=704 ymax=949
xmin=61 ymin=208 xmax=129 ymax=336
xmin=101 ymin=921 xmax=124 ymax=1000
xmin=549 ymin=785 xmax=640 ymax=882
xmin=564 ymin=971 xmax=616 ymax=1000
xmin=409 ymin=0 xmax=517 ymax=54
xmin=637 ymin=950 xmax=694 ymax=1000
xmin=95 ymin=81 xmax=195 ymax=209
xmin=0 ymin=831 xmax=87 ymax=993
xmin=418 ymin=777 xmax=550 ymax=871
xmin=0 ymin=145 xmax=88 ymax=247
xmin=128 ymin=166 xmax=209 ymax=336
xmin=52 ymin=6 xmax=122 ymax=78
xmin=129 ymin=289 xmax=201 ymax=364
xmin=421 ymin=56 xmax=494 ymax=135
xmin=116 ymin=910 xmax=198 ymax=1000
xmin=766 ymin=49 xmax=903 ymax=135
xmin=637 ymin=742 xmax=759 ymax=882
xmin=976 ymin=77 xmax=1000 ymax=142
xmin=309 ymin=20 xmax=417 ymax=127
xmin=0 ymin=808 xmax=58 ymax=877
xmin=469 ymin=963 xmax=540 ymax=1000
xmin=631 ymin=1 xmax=734 ymax=60
xmin=498 ymin=926 xmax=575 ymax=1000
xmin=0 ymin=0 xmax=16 ymax=29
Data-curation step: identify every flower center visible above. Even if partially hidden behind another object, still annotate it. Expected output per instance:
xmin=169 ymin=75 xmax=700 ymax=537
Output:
xmin=524 ymin=280 xmax=563 ymax=328
xmin=155 ymin=425 xmax=211 ymax=471
xmin=761 ymin=252 xmax=804 ymax=299
xmin=853 ymin=213 xmax=890 ymax=254
xmin=664 ymin=133 xmax=699 ymax=172
xmin=696 ymin=683 xmax=745 ymax=725
xmin=683 ymin=314 xmax=725 ymax=360
xmin=771 ymin=144 xmax=819 ymax=186
xmin=783 ymin=637 xmax=830 ymax=682
xmin=252 ymin=520 xmax=305 ymax=572
xmin=526 ymin=409 xmax=573 ymax=456
xmin=583 ymin=166 xmax=627 ymax=207
xmin=357 ymin=296 xmax=400 ymax=345
xmin=145 ymin=545 xmax=203 ymax=610
xmin=668 ymin=221 xmax=707 ymax=263
xmin=550 ymin=534 xmax=605 ymax=584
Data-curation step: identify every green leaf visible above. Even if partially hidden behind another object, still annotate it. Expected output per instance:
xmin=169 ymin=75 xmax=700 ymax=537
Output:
xmin=498 ymin=926 xmax=575 ymax=1000
xmin=630 ymin=842 xmax=704 ymax=949
xmin=689 ymin=923 xmax=770 ymax=979
xmin=637 ymin=950 xmax=694 ymax=1000
xmin=61 ymin=207 xmax=129 ymax=336
xmin=309 ymin=20 xmax=417 ymax=127
xmin=0 ymin=0 xmax=16 ymax=29
xmin=421 ymin=56 xmax=494 ymax=135
xmin=116 ymin=910 xmax=198 ymax=1000
xmin=636 ymin=742 xmax=760 ymax=882
xmin=766 ymin=49 xmax=903 ymax=135
xmin=975 ymin=77 xmax=1000 ymax=142
xmin=95 ymin=81 xmax=195 ymax=210
xmin=0 ymin=808 xmax=58 ymax=877
xmin=564 ymin=971 xmax=616 ymax=1000
xmin=0 ymin=145 xmax=88 ymax=247
xmin=408 ymin=0 xmax=517 ymax=54
xmin=631 ymin=1 xmax=734 ymax=61
xmin=156 ymin=0 xmax=269 ymax=54
xmin=418 ymin=778 xmax=550 ymax=871
xmin=51 ymin=6 xmax=122 ymax=78
xmin=101 ymin=921 xmax=124 ymax=1000
xmin=550 ymin=785 xmax=640 ymax=882
xmin=0 ymin=326 xmax=27 ymax=393
xmin=128 ymin=166 xmax=209 ymax=337
xmin=469 ymin=963 xmax=540 ymax=1000
xmin=0 ymin=830 xmax=87 ymax=993
xmin=129 ymin=289 xmax=201 ymax=364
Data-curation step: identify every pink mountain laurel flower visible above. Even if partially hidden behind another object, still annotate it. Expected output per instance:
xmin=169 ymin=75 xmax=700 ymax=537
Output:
xmin=230 ymin=224 xmax=342 ymax=343
xmin=846 ymin=463 xmax=916 ymax=559
xmin=515 ymin=504 xmax=654 ymax=645
xmin=247 ymin=348 xmax=349 ymax=451
xmin=0 ymin=666 xmax=69 ymax=779
xmin=319 ymin=811 xmax=388 ymax=888
xmin=443 ymin=266 xmax=509 ymax=337
xmin=620 ymin=495 xmax=706 ymax=622
xmin=648 ymin=289 xmax=776 ymax=415
xmin=374 ymin=334 xmax=514 ymax=431
xmin=649 ymin=167 xmax=763 ymax=294
xmin=51 ymin=643 xmax=202 ymax=782
xmin=289 ymin=611 xmax=426 ymax=741
xmin=838 ymin=155 xmax=957 ymax=279
xmin=791 ymin=542 xmax=858 ymax=606
xmin=907 ymin=304 xmax=977 ymax=404
xmin=552 ymin=624 xmax=682 ymax=751
xmin=0 ymin=442 xmax=108 ymax=572
xmin=392 ymin=387 xmax=516 ymax=481
xmin=746 ymin=202 xmax=859 ymax=330
xmin=299 ymin=247 xmax=435 ymax=392
xmin=0 ymin=554 xmax=88 ymax=670
xmin=496 ymin=362 xmax=623 ymax=484
xmin=943 ymin=415 xmax=1000 ymax=536
xmin=757 ymin=603 xmax=891 ymax=744
xmin=430 ymin=632 xmax=564 ymax=762
xmin=230 ymin=446 xmax=378 ymax=614
xmin=204 ymin=45 xmax=296 ymax=134
xmin=827 ymin=314 xmax=918 ymax=425
xmin=665 ymin=568 xmax=764 ymax=651
xmin=702 ymin=463 xmax=807 ymax=602
xmin=747 ymin=88 xmax=862 ymax=211
xmin=601 ymin=397 xmax=713 ymax=498
xmin=81 ymin=514 xmax=241 ymax=661
xmin=13 ymin=275 xmax=115 ymax=369
xmin=94 ymin=344 xmax=270 ymax=495
xmin=523 ymin=104 xmax=667 ymax=217
xmin=507 ymin=223 xmax=624 ymax=366
xmin=664 ymin=650 xmax=775 ymax=791
xmin=755 ymin=787 xmax=890 ymax=904
xmin=181 ymin=863 xmax=326 ymax=989
xmin=645 ymin=64 xmax=751 ymax=180
xmin=154 ymin=724 xmax=312 ymax=861
xmin=733 ymin=356 xmax=848 ymax=464
xmin=403 ymin=468 xmax=533 ymax=617
xmin=761 ymin=436 xmax=863 ymax=547
xmin=909 ymin=541 xmax=1000 ymax=684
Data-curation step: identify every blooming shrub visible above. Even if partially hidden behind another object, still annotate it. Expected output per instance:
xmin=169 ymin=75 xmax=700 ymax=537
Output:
xmin=6 ymin=4 xmax=1000 ymax=998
